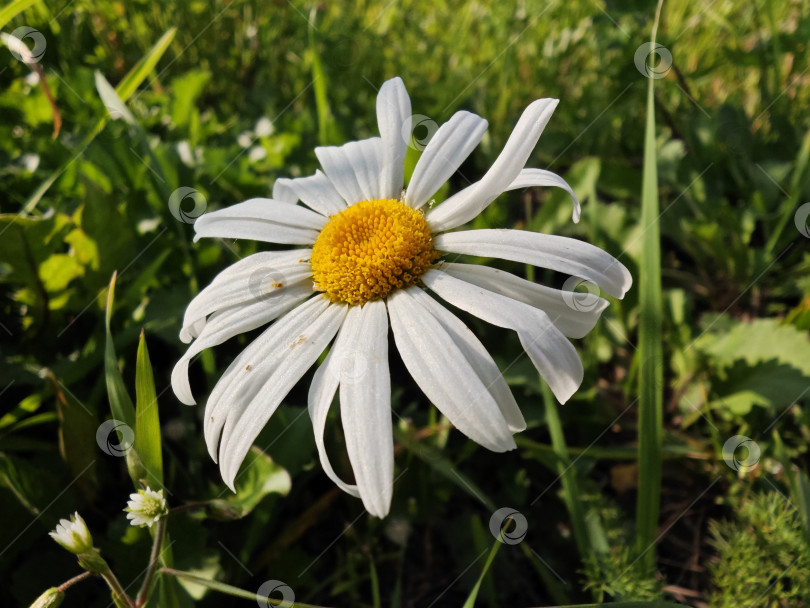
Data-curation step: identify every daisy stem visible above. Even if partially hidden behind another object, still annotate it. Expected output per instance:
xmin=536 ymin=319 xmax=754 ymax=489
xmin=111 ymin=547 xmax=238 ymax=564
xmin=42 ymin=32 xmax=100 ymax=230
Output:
xmin=135 ymin=516 xmax=167 ymax=607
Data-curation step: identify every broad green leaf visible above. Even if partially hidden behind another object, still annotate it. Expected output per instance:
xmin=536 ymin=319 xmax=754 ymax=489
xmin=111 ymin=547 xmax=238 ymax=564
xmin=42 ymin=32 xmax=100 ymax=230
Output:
xmin=48 ymin=373 xmax=99 ymax=503
xmin=135 ymin=330 xmax=163 ymax=489
xmin=206 ymin=447 xmax=291 ymax=520
xmin=698 ymin=318 xmax=810 ymax=376
xmin=635 ymin=0 xmax=665 ymax=572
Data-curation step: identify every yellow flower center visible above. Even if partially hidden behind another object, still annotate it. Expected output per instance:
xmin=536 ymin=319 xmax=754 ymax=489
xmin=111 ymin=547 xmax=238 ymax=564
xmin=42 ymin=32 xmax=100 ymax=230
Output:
xmin=311 ymin=199 xmax=438 ymax=305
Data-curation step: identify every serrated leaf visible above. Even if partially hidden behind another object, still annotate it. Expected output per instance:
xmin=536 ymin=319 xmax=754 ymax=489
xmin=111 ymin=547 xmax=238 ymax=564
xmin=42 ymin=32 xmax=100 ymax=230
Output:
xmin=135 ymin=330 xmax=163 ymax=489
xmin=699 ymin=318 xmax=810 ymax=376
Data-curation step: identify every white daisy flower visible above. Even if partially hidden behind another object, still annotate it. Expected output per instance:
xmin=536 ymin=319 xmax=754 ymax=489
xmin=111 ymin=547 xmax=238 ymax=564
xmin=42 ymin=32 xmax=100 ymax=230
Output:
xmin=49 ymin=512 xmax=94 ymax=554
xmin=125 ymin=487 xmax=168 ymax=528
xmin=172 ymin=77 xmax=631 ymax=518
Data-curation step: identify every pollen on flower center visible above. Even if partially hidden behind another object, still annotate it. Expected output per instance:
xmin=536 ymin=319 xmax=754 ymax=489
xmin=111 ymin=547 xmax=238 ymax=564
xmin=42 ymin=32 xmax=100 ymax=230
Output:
xmin=311 ymin=198 xmax=438 ymax=305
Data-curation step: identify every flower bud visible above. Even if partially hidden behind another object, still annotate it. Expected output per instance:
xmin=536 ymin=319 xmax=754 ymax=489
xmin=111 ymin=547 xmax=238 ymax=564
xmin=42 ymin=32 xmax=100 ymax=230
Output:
xmin=49 ymin=513 xmax=93 ymax=555
xmin=28 ymin=588 xmax=64 ymax=608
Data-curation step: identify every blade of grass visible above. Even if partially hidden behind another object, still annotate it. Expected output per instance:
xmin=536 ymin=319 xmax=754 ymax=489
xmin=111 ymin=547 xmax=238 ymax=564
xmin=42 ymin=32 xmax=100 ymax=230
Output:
xmin=135 ymin=329 xmax=164 ymax=489
xmin=0 ymin=0 xmax=37 ymax=29
xmin=541 ymin=382 xmax=592 ymax=566
xmin=461 ymin=533 xmax=503 ymax=608
xmin=307 ymin=8 xmax=340 ymax=145
xmin=22 ymin=27 xmax=177 ymax=213
xmin=634 ymin=0 xmax=665 ymax=573
xmin=161 ymin=568 xmax=334 ymax=608
xmin=104 ymin=271 xmax=143 ymax=486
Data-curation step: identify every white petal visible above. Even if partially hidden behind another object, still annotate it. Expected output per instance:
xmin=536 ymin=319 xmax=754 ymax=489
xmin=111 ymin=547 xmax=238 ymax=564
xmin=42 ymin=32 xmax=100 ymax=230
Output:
xmin=387 ymin=287 xmax=515 ymax=451
xmin=505 ymin=168 xmax=581 ymax=223
xmin=172 ymin=285 xmax=314 ymax=405
xmin=422 ymin=269 xmax=583 ymax=403
xmin=405 ymin=111 xmax=488 ymax=209
xmin=273 ymin=170 xmax=347 ymax=217
xmin=376 ymin=77 xmax=411 ymax=199
xmin=434 ymin=229 xmax=632 ymax=299
xmin=440 ymin=263 xmax=608 ymax=339
xmin=307 ymin=319 xmax=361 ymax=498
xmin=416 ymin=292 xmax=525 ymax=433
xmin=315 ymin=137 xmax=383 ymax=205
xmin=218 ymin=301 xmax=348 ymax=489
xmin=203 ymin=296 xmax=330 ymax=462
xmin=180 ymin=250 xmax=313 ymax=342
xmin=339 ymin=300 xmax=393 ymax=518
xmin=427 ymin=99 xmax=559 ymax=231
xmin=193 ymin=198 xmax=325 ymax=244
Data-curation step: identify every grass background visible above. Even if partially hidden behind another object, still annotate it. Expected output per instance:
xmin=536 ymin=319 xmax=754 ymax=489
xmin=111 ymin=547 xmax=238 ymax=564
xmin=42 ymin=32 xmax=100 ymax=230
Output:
xmin=2 ymin=0 xmax=810 ymax=606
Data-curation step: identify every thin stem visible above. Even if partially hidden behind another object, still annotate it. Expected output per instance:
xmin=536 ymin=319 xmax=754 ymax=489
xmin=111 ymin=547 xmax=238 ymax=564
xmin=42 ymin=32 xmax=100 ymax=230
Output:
xmin=135 ymin=517 xmax=167 ymax=607
xmin=57 ymin=571 xmax=93 ymax=592
xmin=100 ymin=569 xmax=134 ymax=608
xmin=168 ymin=501 xmax=209 ymax=515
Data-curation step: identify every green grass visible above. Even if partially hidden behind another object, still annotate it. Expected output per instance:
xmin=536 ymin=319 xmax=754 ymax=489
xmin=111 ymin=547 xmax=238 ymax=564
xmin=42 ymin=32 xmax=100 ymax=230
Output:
xmin=2 ymin=1 xmax=810 ymax=606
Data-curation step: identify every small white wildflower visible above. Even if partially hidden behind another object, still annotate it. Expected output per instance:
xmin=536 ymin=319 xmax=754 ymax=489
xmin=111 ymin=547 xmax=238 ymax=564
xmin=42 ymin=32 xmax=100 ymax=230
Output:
xmin=237 ymin=131 xmax=253 ymax=148
xmin=124 ymin=487 xmax=168 ymax=528
xmin=49 ymin=512 xmax=93 ymax=554
xmin=248 ymin=145 xmax=266 ymax=162
xmin=254 ymin=116 xmax=274 ymax=137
